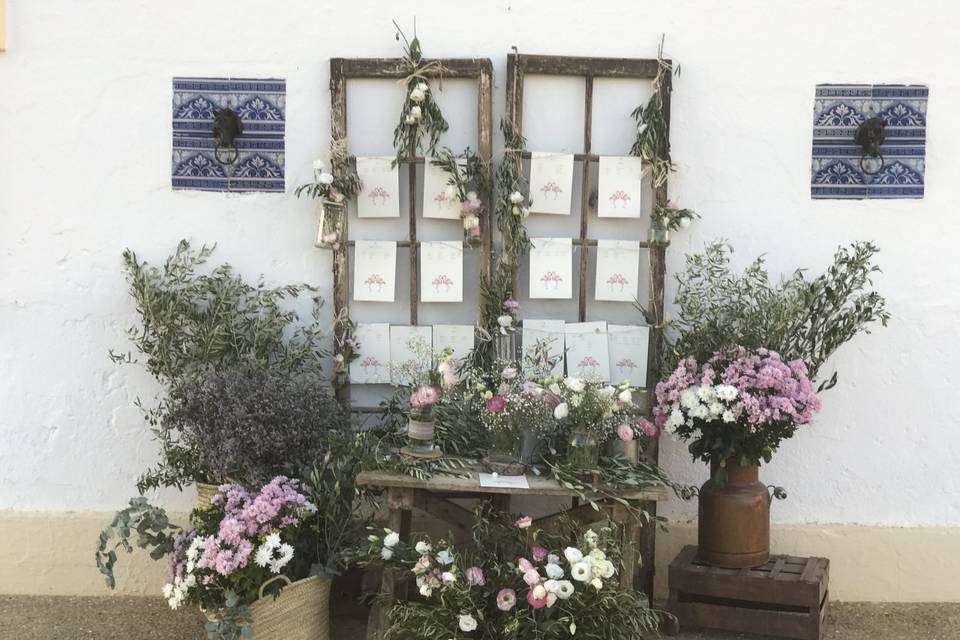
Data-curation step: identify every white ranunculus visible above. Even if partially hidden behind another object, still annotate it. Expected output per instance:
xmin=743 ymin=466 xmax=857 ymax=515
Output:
xmin=509 ymin=191 xmax=524 ymax=204
xmin=419 ymin=584 xmax=432 ymax=597
xmin=416 ymin=82 xmax=429 ymax=93
xmin=383 ymin=531 xmax=400 ymax=548
xmin=564 ymin=377 xmax=585 ymax=392
xmin=583 ymin=529 xmax=598 ymax=548
xmin=521 ymin=207 xmax=530 ymax=218
xmin=564 ymin=546 xmax=584 ymax=564
xmin=571 ymin=561 xmax=591 ymax=582
xmin=548 ymin=383 xmax=561 ymax=395
xmin=679 ymin=216 xmax=691 ymax=228
xmin=458 ymin=614 xmax=478 ymax=632
xmin=618 ymin=388 xmax=632 ymax=404
xmin=409 ymin=88 xmax=426 ymax=103
xmin=415 ymin=541 xmax=432 ymax=554
xmin=588 ymin=548 xmax=606 ymax=562
xmin=544 ymin=579 xmax=560 ymax=593
xmin=545 ymin=562 xmax=564 ymax=579
xmin=553 ymin=402 xmax=569 ymax=420
xmin=556 ymin=580 xmax=575 ymax=599
xmin=318 ymin=172 xmax=335 ymax=185
xmin=381 ymin=547 xmax=393 ymax=560
xmin=590 ymin=577 xmax=603 ymax=590
xmin=637 ymin=122 xmax=648 ymax=135
xmin=532 ymin=584 xmax=547 ymax=599
xmin=599 ymin=560 xmax=615 ymax=579
xmin=547 ymin=553 xmax=560 ymax=565
xmin=409 ymin=105 xmax=422 ymax=118
xmin=497 ymin=314 xmax=514 ymax=328
xmin=404 ymin=115 xmax=417 ymax=125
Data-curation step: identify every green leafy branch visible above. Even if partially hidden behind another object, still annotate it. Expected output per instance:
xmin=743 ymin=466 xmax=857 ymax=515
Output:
xmin=392 ymin=21 xmax=448 ymax=165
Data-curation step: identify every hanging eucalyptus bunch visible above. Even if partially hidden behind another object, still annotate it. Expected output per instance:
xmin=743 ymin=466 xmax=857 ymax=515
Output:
xmin=630 ymin=36 xmax=676 ymax=188
xmin=494 ymin=118 xmax=532 ymax=265
xmin=392 ymin=20 xmax=448 ymax=166
xmin=431 ymin=147 xmax=492 ymax=246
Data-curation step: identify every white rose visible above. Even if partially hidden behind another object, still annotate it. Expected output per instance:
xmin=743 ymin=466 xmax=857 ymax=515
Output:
xmin=318 ymin=172 xmax=335 ymax=185
xmin=553 ymin=402 xmax=569 ymax=420
xmin=458 ymin=614 xmax=478 ymax=632
xmin=618 ymin=389 xmax=632 ymax=404
xmin=564 ymin=377 xmax=585 ymax=392
xmin=409 ymin=88 xmax=426 ymax=103
xmin=383 ymin=532 xmax=400 ymax=548
xmin=415 ymin=541 xmax=432 ymax=554
xmin=563 ymin=547 xmax=584 ymax=564
xmin=509 ymin=191 xmax=524 ymax=204
xmin=381 ymin=547 xmax=393 ymax=560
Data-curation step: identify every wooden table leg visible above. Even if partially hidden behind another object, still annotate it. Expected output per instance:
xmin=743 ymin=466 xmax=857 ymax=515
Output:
xmin=612 ymin=503 xmax=639 ymax=592
xmin=638 ymin=499 xmax=657 ymax=605
xmin=490 ymin=494 xmax=511 ymax=513
xmin=366 ymin=487 xmax=414 ymax=640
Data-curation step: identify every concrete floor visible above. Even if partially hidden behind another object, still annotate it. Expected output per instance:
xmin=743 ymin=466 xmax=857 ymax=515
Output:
xmin=2 ymin=595 xmax=959 ymax=639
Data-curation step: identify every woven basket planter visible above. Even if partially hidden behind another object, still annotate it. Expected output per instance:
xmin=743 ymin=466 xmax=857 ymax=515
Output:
xmin=207 ymin=575 xmax=332 ymax=640
xmin=195 ymin=482 xmax=219 ymax=510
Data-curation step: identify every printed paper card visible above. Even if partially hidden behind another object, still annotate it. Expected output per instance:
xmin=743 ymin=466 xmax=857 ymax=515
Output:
xmin=598 ymin=156 xmax=645 ymax=218
xmin=432 ymin=324 xmax=475 ymax=362
xmin=565 ymin=321 xmax=611 ymax=381
xmin=608 ymin=324 xmax=650 ymax=387
xmin=521 ymin=319 xmax=566 ymax=378
xmin=529 ymin=237 xmax=573 ymax=299
xmin=350 ymin=323 xmax=391 ymax=384
xmin=356 ymin=156 xmax=400 ymax=218
xmin=353 ymin=240 xmax=396 ymax=302
xmin=528 ymin=152 xmax=575 ymax=215
xmin=420 ymin=241 xmax=463 ymax=303
xmin=423 ymin=157 xmax=465 ymax=220
xmin=595 ymin=239 xmax=641 ymax=302
xmin=389 ymin=325 xmax=433 ymax=385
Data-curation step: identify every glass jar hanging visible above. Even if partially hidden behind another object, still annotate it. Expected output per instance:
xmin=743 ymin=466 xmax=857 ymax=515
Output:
xmin=315 ymin=200 xmax=344 ymax=249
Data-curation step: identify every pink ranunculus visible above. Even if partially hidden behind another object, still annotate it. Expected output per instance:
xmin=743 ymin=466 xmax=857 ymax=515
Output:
xmin=486 ymin=395 xmax=506 ymax=413
xmin=410 ymin=385 xmax=441 ymax=409
xmin=517 ymin=557 xmax=534 ymax=573
xmin=497 ymin=588 xmax=517 ymax=611
xmin=515 ymin=516 xmax=533 ymax=529
xmin=438 ymin=361 xmax=458 ymax=389
xmin=526 ymin=584 xmax=548 ymax=609
xmin=501 ymin=366 xmax=518 ymax=380
xmin=502 ymin=299 xmax=520 ymax=314
xmin=637 ymin=417 xmax=659 ymax=437
xmin=617 ymin=423 xmax=635 ymax=442
xmin=531 ymin=546 xmax=548 ymax=562
xmin=465 ymin=566 xmax=485 ymax=585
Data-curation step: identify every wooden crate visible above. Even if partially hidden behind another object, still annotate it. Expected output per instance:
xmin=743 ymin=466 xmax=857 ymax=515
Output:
xmin=668 ymin=545 xmax=829 ymax=640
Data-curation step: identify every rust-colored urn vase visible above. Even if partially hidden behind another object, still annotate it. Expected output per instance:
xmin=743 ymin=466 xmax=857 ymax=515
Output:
xmin=697 ymin=459 xmax=770 ymax=568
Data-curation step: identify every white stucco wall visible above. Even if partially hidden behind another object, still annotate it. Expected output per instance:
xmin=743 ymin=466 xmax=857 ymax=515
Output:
xmin=2 ymin=0 xmax=958 ymax=535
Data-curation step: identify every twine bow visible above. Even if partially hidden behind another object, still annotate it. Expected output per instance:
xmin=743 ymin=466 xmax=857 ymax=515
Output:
xmin=397 ymin=59 xmax=448 ymax=91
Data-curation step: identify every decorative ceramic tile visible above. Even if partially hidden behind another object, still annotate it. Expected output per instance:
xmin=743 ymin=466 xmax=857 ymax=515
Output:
xmin=172 ymin=77 xmax=285 ymax=193
xmin=811 ymin=84 xmax=927 ymax=199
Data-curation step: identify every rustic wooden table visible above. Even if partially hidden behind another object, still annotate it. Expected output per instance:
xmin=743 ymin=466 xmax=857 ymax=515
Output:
xmin=356 ymin=468 xmax=670 ymax=640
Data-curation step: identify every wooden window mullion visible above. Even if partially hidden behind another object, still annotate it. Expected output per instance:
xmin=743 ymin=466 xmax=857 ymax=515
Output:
xmin=578 ymin=75 xmax=594 ymax=323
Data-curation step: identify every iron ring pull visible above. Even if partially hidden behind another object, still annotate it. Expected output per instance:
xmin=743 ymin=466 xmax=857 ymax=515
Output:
xmin=855 ymin=116 xmax=887 ymax=176
xmin=214 ymin=141 xmax=239 ymax=165
xmin=860 ymin=152 xmax=884 ymax=175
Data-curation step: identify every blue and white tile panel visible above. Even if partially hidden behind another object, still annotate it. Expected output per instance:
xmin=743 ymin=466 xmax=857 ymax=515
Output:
xmin=172 ymin=77 xmax=286 ymax=193
xmin=811 ymin=84 xmax=927 ymax=200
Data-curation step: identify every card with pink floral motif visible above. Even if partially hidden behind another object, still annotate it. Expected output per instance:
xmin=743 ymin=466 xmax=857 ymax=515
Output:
xmin=423 ymin=157 xmax=465 ymax=220
xmin=389 ymin=325 xmax=432 ymax=385
xmin=608 ymin=324 xmax=650 ymax=387
xmin=598 ymin=156 xmax=645 ymax=218
xmin=565 ymin=321 xmax=610 ymax=382
xmin=521 ymin=319 xmax=565 ymax=378
xmin=528 ymin=152 xmax=575 ymax=215
xmin=529 ymin=237 xmax=573 ymax=299
xmin=432 ymin=324 xmax=475 ymax=362
xmin=350 ymin=323 xmax=391 ymax=384
xmin=353 ymin=240 xmax=396 ymax=302
xmin=356 ymin=156 xmax=400 ymax=218
xmin=420 ymin=241 xmax=463 ymax=303
xmin=595 ymin=239 xmax=640 ymax=302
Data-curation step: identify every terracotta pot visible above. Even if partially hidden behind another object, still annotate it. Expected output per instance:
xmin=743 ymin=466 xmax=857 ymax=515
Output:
xmin=697 ymin=460 xmax=770 ymax=568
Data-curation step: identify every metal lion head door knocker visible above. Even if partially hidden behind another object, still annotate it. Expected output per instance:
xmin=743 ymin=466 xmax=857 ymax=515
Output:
xmin=212 ymin=107 xmax=244 ymax=165
xmin=854 ymin=116 xmax=886 ymax=175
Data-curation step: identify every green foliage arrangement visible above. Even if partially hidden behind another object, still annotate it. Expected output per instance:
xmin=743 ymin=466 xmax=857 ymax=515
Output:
xmin=110 ymin=240 xmax=327 ymax=491
xmin=392 ymin=21 xmax=448 ymax=165
xmin=630 ymin=37 xmax=675 ymax=188
xmin=668 ymin=241 xmax=891 ymax=389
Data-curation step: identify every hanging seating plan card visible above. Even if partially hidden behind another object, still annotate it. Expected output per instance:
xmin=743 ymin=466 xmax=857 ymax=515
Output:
xmin=528 ymin=152 xmax=575 ymax=215
xmin=521 ymin=319 xmax=566 ymax=377
xmin=422 ymin=157 xmax=464 ymax=220
xmin=390 ymin=325 xmax=433 ymax=385
xmin=420 ymin=241 xmax=464 ymax=303
xmin=597 ymin=156 xmax=645 ymax=218
xmin=608 ymin=324 xmax=650 ymax=387
xmin=350 ymin=323 xmax=392 ymax=384
xmin=595 ymin=239 xmax=641 ymax=302
xmin=356 ymin=156 xmax=400 ymax=218
xmin=565 ymin=321 xmax=611 ymax=382
xmin=353 ymin=240 xmax=397 ymax=302
xmin=432 ymin=324 xmax=475 ymax=362
xmin=529 ymin=237 xmax=573 ymax=299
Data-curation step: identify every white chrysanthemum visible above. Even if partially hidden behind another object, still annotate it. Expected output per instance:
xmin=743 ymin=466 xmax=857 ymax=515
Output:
xmin=563 ymin=547 xmax=584 ymax=564
xmin=269 ymin=543 xmax=294 ymax=574
xmin=571 ymin=561 xmax=591 ymax=582
xmin=715 ymin=384 xmax=738 ymax=402
xmin=680 ymin=388 xmax=699 ymax=409
xmin=162 ymin=583 xmax=174 ymax=599
xmin=708 ymin=402 xmax=725 ymax=418
xmin=544 ymin=562 xmax=564 ymax=580
xmin=383 ymin=532 xmax=400 ymax=548
xmin=556 ymin=580 xmax=575 ymax=599
xmin=722 ymin=410 xmax=735 ymax=423
xmin=264 ymin=532 xmax=281 ymax=548
xmin=690 ymin=404 xmax=709 ymax=420
xmin=254 ymin=544 xmax=273 ymax=568
xmin=458 ymin=614 xmax=478 ymax=632
xmin=696 ymin=385 xmax=716 ymax=403
xmin=667 ymin=408 xmax=685 ymax=431
xmin=415 ymin=541 xmax=432 ymax=554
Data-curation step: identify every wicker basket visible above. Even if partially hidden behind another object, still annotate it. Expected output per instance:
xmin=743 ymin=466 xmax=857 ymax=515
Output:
xmin=206 ymin=575 xmax=332 ymax=640
xmin=195 ymin=482 xmax=219 ymax=510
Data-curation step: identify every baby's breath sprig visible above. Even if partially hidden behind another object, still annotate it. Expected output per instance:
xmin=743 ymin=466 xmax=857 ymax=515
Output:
xmin=392 ymin=21 xmax=449 ymax=166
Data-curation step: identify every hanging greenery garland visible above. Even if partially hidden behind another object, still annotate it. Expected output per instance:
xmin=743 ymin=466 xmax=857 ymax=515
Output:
xmin=392 ymin=20 xmax=449 ymax=166
xmin=630 ymin=36 xmax=676 ymax=188
xmin=431 ymin=147 xmax=492 ymax=248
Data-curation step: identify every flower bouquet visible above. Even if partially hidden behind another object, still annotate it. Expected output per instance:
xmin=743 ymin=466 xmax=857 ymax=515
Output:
xmin=393 ymin=341 xmax=459 ymax=457
xmin=356 ymin=506 xmax=666 ymax=640
xmin=295 ymin=141 xmax=362 ymax=249
xmin=655 ymin=347 xmax=820 ymax=567
xmin=649 ymin=201 xmax=698 ymax=244
xmin=545 ymin=377 xmax=636 ymax=470
xmin=431 ymin=148 xmax=491 ymax=248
